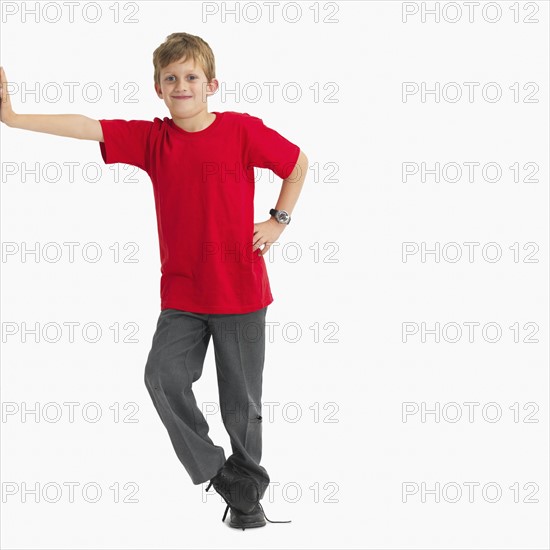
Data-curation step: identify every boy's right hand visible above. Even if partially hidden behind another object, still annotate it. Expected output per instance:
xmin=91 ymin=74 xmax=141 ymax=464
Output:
xmin=0 ymin=66 xmax=16 ymax=126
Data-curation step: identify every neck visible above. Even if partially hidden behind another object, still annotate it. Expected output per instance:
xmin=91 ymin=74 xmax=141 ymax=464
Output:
xmin=172 ymin=111 xmax=215 ymax=133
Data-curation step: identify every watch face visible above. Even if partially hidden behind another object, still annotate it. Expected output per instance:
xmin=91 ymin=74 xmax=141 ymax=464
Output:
xmin=279 ymin=211 xmax=290 ymax=223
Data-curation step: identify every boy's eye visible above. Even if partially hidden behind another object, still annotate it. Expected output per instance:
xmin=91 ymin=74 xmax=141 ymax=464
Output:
xmin=164 ymin=75 xmax=197 ymax=82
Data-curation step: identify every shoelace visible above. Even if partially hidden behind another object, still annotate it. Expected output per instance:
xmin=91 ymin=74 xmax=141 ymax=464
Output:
xmin=257 ymin=501 xmax=292 ymax=525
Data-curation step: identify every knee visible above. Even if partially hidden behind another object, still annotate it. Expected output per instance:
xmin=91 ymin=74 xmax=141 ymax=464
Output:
xmin=144 ymin=356 xmax=190 ymax=396
xmin=144 ymin=356 xmax=160 ymax=391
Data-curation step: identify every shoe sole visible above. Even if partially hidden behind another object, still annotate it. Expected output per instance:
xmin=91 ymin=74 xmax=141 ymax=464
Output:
xmin=229 ymin=519 xmax=266 ymax=529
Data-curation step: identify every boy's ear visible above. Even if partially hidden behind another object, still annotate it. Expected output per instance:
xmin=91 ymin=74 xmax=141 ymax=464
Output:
xmin=154 ymin=82 xmax=163 ymax=98
xmin=206 ymin=78 xmax=219 ymax=95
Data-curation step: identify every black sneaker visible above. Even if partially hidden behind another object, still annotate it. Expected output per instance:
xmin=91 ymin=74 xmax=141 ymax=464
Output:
xmin=205 ymin=466 xmax=258 ymax=514
xmin=228 ymin=503 xmax=266 ymax=529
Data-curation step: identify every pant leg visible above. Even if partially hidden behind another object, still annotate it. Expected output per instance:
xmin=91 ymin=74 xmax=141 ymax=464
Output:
xmin=208 ymin=306 xmax=270 ymax=499
xmin=144 ymin=308 xmax=226 ymax=485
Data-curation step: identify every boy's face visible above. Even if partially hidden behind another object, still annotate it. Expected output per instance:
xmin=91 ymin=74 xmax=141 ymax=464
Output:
xmin=155 ymin=56 xmax=218 ymax=117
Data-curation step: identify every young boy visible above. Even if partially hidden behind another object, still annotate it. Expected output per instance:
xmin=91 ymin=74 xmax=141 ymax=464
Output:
xmin=0 ymin=32 xmax=307 ymax=530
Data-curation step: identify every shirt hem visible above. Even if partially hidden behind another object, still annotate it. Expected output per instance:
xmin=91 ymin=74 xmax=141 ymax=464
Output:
xmin=160 ymin=297 xmax=274 ymax=315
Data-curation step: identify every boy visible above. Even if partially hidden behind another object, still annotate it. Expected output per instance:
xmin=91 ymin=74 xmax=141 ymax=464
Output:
xmin=0 ymin=32 xmax=307 ymax=530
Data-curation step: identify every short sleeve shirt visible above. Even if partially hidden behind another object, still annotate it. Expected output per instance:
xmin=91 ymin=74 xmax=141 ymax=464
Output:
xmin=98 ymin=111 xmax=300 ymax=314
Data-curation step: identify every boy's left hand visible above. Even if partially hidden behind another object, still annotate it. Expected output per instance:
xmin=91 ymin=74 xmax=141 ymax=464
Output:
xmin=253 ymin=217 xmax=286 ymax=256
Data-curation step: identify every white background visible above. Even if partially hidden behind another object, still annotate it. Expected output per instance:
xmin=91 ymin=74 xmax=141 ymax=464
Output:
xmin=1 ymin=1 xmax=548 ymax=549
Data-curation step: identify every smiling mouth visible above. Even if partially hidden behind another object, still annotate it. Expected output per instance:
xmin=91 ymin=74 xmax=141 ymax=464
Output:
xmin=172 ymin=96 xmax=192 ymax=100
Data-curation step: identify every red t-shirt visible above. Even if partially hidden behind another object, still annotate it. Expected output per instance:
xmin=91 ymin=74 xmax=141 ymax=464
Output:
xmin=98 ymin=111 xmax=300 ymax=314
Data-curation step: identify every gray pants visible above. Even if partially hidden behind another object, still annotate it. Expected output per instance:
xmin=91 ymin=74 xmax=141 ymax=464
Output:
xmin=144 ymin=306 xmax=270 ymax=497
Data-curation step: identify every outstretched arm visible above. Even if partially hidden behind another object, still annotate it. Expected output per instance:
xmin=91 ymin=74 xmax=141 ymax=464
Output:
xmin=0 ymin=66 xmax=104 ymax=142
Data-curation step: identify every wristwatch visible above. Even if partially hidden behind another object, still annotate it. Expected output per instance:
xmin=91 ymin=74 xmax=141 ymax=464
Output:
xmin=269 ymin=208 xmax=291 ymax=225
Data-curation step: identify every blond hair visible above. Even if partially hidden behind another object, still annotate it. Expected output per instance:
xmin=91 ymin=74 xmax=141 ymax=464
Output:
xmin=153 ymin=32 xmax=216 ymax=86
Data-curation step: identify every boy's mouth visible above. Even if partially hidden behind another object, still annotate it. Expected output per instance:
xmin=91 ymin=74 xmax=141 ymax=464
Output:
xmin=172 ymin=95 xmax=193 ymax=100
